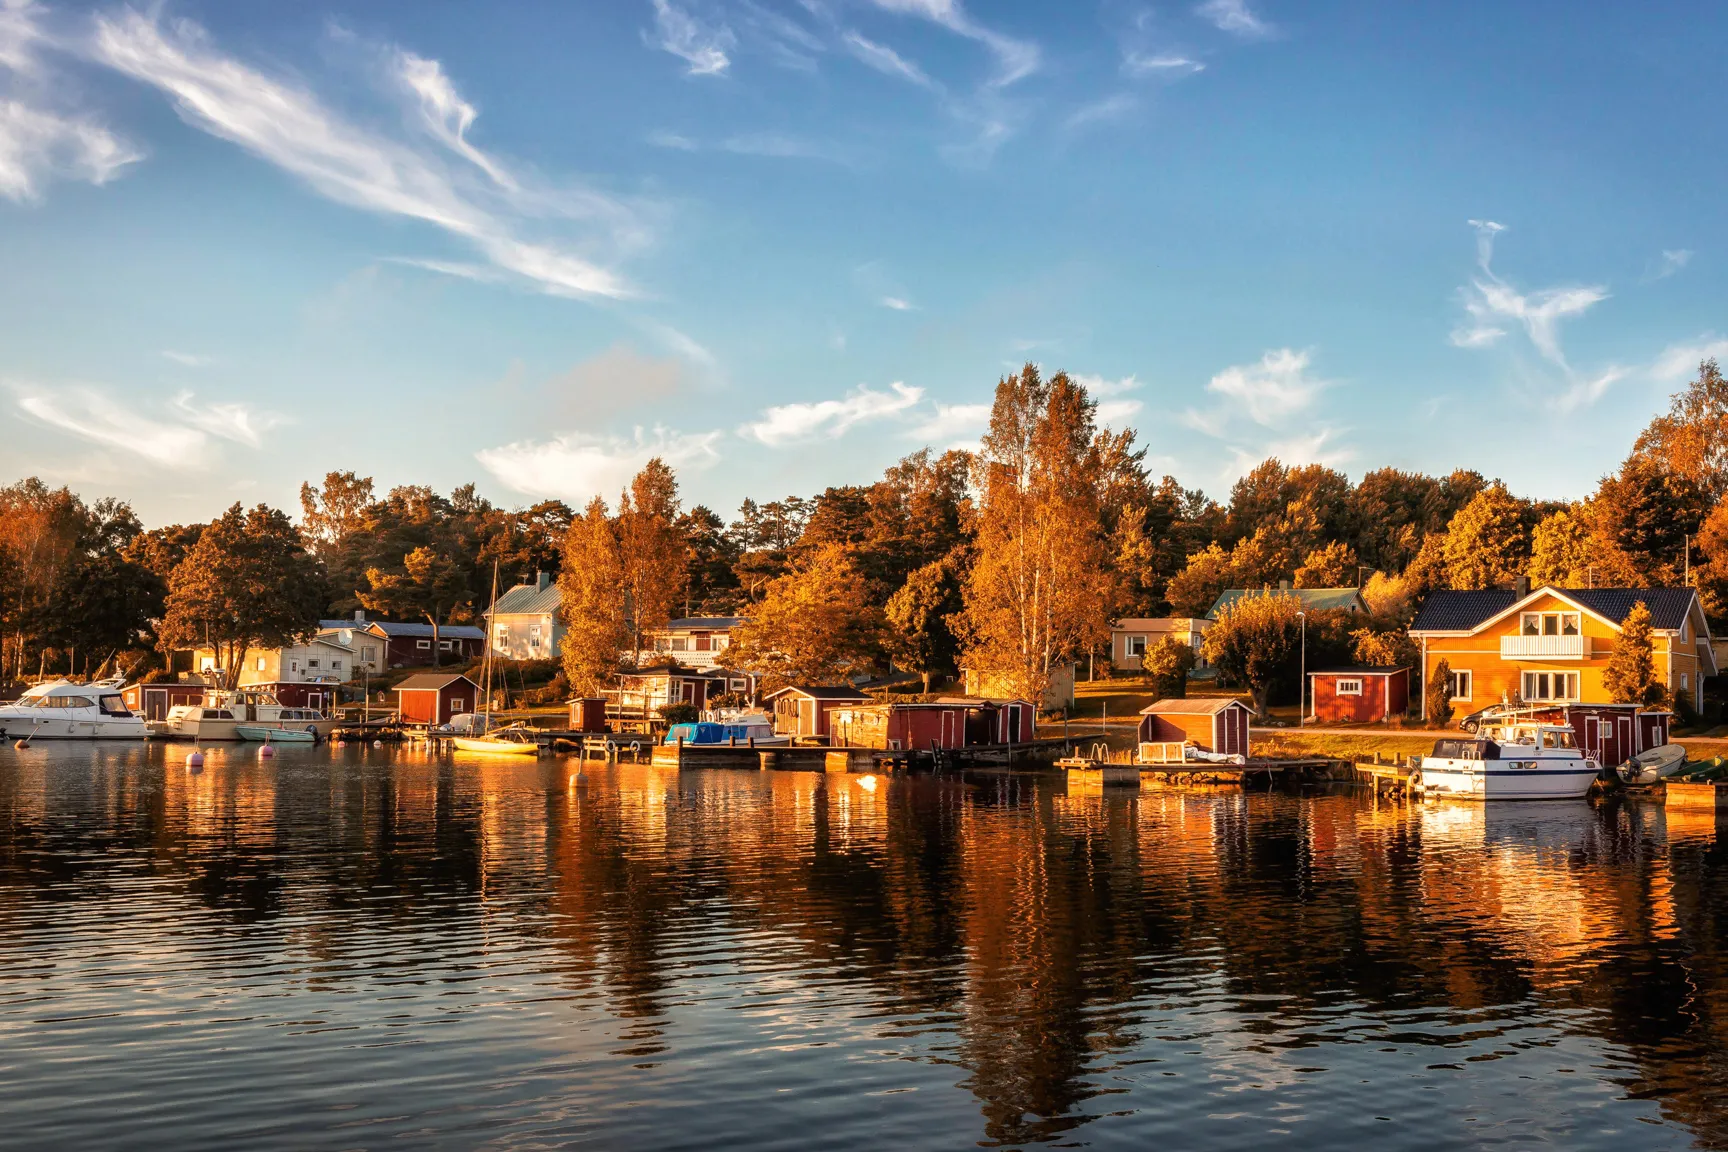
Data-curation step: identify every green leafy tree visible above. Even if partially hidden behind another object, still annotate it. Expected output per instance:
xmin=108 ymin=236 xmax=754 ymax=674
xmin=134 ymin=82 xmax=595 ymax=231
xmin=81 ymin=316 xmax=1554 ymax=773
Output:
xmin=558 ymin=497 xmax=628 ymax=696
xmin=361 ymin=546 xmax=472 ymax=669
xmin=885 ymin=555 xmax=963 ymax=691
xmin=1603 ymin=601 xmax=1664 ymax=707
xmin=1143 ymin=635 xmax=1196 ymax=699
xmin=1201 ymin=591 xmax=1302 ymax=717
xmin=1425 ymin=658 xmax=1454 ymax=726
xmin=1441 ymin=483 xmax=1529 ymax=590
xmin=158 ymin=503 xmax=326 ymax=687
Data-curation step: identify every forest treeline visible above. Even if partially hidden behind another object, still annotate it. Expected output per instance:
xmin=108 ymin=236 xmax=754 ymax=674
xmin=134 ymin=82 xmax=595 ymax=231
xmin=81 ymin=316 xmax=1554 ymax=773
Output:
xmin=3 ymin=360 xmax=1727 ymax=702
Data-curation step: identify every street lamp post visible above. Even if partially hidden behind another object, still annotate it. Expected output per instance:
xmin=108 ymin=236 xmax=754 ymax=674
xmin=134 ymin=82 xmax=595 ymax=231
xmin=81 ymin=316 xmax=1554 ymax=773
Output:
xmin=1297 ymin=610 xmax=1307 ymax=726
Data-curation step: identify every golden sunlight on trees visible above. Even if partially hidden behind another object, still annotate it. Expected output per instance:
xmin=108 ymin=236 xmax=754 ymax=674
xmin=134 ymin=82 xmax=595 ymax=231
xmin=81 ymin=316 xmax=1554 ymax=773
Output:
xmin=362 ymin=547 xmax=472 ymax=669
xmin=1603 ymin=601 xmax=1664 ymax=707
xmin=1201 ymin=590 xmax=1303 ymax=717
xmin=724 ymin=544 xmax=883 ymax=692
xmin=957 ymin=364 xmax=1111 ymax=706
xmin=558 ymin=497 xmax=629 ymax=695
xmin=618 ymin=459 xmax=685 ymax=662
xmin=1441 ymin=483 xmax=1529 ymax=590
xmin=1634 ymin=358 xmax=1728 ymax=501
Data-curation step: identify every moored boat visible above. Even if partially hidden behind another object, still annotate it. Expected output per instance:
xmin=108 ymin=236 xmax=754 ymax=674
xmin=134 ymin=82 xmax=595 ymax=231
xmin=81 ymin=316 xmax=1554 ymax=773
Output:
xmin=1619 ymin=743 xmax=1687 ymax=786
xmin=452 ymin=725 xmax=540 ymax=755
xmin=0 ymin=679 xmax=147 ymax=741
xmin=664 ymin=714 xmax=788 ymax=746
xmin=151 ymin=704 xmax=241 ymax=741
xmin=1418 ymin=721 xmax=1602 ymax=800
xmin=235 ymin=723 xmax=318 ymax=743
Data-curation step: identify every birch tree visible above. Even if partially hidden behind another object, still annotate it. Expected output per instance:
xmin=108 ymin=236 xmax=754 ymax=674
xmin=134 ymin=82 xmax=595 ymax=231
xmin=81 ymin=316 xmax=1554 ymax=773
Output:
xmin=957 ymin=364 xmax=1110 ymax=705
xmin=618 ymin=459 xmax=685 ymax=663
xmin=558 ymin=497 xmax=629 ymax=695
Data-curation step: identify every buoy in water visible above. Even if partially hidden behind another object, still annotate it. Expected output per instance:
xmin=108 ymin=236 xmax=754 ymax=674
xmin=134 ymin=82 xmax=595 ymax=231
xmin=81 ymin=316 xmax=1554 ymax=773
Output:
xmin=13 ymin=739 xmax=27 ymax=750
xmin=187 ymin=751 xmax=205 ymax=770
xmin=259 ymin=744 xmax=276 ymax=759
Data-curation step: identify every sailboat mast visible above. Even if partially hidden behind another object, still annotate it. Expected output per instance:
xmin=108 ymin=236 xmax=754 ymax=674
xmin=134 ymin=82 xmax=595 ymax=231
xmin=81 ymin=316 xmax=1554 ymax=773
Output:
xmin=483 ymin=560 xmax=500 ymax=730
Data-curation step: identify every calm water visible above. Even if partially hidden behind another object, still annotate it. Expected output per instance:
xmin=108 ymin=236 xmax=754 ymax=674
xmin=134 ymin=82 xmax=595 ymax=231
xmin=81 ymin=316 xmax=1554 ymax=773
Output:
xmin=2 ymin=744 xmax=1727 ymax=1149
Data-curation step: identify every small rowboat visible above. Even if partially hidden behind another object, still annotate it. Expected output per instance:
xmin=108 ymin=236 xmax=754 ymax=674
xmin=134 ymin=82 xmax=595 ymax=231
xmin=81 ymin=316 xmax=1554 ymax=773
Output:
xmin=452 ymin=726 xmax=540 ymax=756
xmin=1619 ymin=743 xmax=1686 ymax=786
xmin=235 ymin=724 xmax=318 ymax=744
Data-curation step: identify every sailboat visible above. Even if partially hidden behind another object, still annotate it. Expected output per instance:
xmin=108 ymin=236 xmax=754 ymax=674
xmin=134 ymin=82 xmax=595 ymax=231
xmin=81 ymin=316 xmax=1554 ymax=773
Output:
xmin=450 ymin=562 xmax=541 ymax=757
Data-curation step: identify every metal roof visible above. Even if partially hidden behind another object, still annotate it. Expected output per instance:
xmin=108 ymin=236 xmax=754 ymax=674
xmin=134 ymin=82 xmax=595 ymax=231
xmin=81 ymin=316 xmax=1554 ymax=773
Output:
xmin=1410 ymin=587 xmax=1699 ymax=633
xmin=1207 ymin=587 xmax=1366 ymax=620
xmin=486 ymin=581 xmax=563 ymax=617
xmin=394 ymin=673 xmax=478 ymax=692
xmin=366 ymin=621 xmax=486 ymax=640
xmin=1140 ymin=697 xmax=1250 ymax=715
xmin=762 ymin=685 xmax=872 ymax=701
xmin=664 ymin=616 xmax=747 ymax=629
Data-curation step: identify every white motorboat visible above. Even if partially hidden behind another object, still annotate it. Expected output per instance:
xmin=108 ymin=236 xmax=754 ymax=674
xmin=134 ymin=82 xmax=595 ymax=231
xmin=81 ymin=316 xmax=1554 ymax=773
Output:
xmin=1619 ymin=743 xmax=1687 ymax=786
xmin=0 ymin=678 xmax=147 ymax=741
xmin=151 ymin=703 xmax=242 ymax=741
xmin=1418 ymin=721 xmax=1602 ymax=800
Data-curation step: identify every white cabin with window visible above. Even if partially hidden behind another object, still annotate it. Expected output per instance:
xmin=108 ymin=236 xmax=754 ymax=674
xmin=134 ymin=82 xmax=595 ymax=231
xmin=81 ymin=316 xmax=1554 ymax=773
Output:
xmin=484 ymin=574 xmax=566 ymax=661
xmin=191 ymin=638 xmax=356 ymax=688
xmin=645 ymin=617 xmax=746 ymax=670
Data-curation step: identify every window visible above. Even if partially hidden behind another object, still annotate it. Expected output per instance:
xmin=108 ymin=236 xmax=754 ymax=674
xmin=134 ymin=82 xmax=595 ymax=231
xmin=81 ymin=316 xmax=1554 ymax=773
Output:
xmin=308 ymin=659 xmax=320 ymax=669
xmin=257 ymin=657 xmax=266 ymax=671
xmin=1449 ymin=669 xmax=1472 ymax=701
xmin=1336 ymin=679 xmax=1363 ymax=696
xmin=1681 ymin=672 xmax=1690 ymax=692
xmin=332 ymin=659 xmax=342 ymax=670
xmin=417 ymin=640 xmax=432 ymax=650
xmin=1521 ymin=612 xmax=1581 ymax=637
xmin=440 ymin=640 xmax=453 ymax=650
xmin=450 ymin=698 xmax=465 ymax=713
xmin=1127 ymin=635 xmax=1147 ymax=658
xmin=1522 ymin=671 xmax=1578 ymax=701
xmin=670 ymin=637 xmax=688 ymax=652
xmin=362 ymin=645 xmax=376 ymax=663
xmin=529 ymin=624 xmax=542 ymax=652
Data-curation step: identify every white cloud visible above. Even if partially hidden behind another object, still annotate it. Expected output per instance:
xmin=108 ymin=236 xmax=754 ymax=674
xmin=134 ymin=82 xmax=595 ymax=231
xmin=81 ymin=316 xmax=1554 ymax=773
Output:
xmin=913 ymin=400 xmax=990 ymax=447
xmin=879 ymin=295 xmax=913 ymax=310
xmin=0 ymin=5 xmax=139 ymax=202
xmin=1650 ymin=248 xmax=1693 ymax=281
xmin=1123 ymin=52 xmax=1204 ymax=76
xmin=647 ymin=128 xmax=699 ymax=150
xmin=1224 ymin=428 xmax=1351 ymax=480
xmin=478 ymin=425 xmax=723 ymax=501
xmin=92 ymin=10 xmax=636 ymax=300
xmin=843 ymin=30 xmax=936 ymax=88
xmin=1195 ymin=0 xmax=1270 ymax=37
xmin=1452 ymin=220 xmax=1606 ymax=369
xmin=12 ymin=383 xmax=279 ymax=467
xmin=647 ymin=0 xmax=734 ymax=76
xmin=1555 ymin=366 xmax=1627 ymax=414
xmin=719 ymin=131 xmax=856 ymax=164
xmin=1192 ymin=348 xmax=1322 ymax=427
xmin=171 ymin=391 xmax=283 ymax=447
xmin=1073 ymin=373 xmax=1141 ymax=398
xmin=869 ymin=0 xmax=1039 ymax=87
xmin=1648 ymin=337 xmax=1728 ymax=385
xmin=160 ymin=350 xmax=211 ymax=367
xmin=741 ymin=381 xmax=923 ymax=445
xmin=1064 ymin=93 xmax=1137 ymax=131
xmin=1097 ymin=398 xmax=1143 ymax=425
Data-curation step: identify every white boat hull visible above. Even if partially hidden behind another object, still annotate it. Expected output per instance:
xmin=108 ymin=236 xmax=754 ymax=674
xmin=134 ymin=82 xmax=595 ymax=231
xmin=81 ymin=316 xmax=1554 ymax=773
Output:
xmin=1419 ymin=762 xmax=1600 ymax=800
xmin=0 ymin=716 xmax=147 ymax=740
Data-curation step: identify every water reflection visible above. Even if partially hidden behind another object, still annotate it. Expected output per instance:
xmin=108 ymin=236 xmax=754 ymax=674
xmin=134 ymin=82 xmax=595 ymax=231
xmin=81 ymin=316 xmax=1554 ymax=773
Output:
xmin=2 ymin=743 xmax=1727 ymax=1148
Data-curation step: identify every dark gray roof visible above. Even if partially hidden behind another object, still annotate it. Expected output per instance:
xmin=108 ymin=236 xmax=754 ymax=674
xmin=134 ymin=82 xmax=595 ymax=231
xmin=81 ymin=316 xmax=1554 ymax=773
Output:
xmin=665 ymin=616 xmax=746 ymax=629
xmin=394 ymin=673 xmax=478 ymax=691
xmin=1411 ymin=587 xmax=1698 ymax=633
xmin=1207 ymin=587 xmax=1366 ymax=620
xmin=486 ymin=581 xmax=563 ymax=617
xmin=368 ymin=621 xmax=486 ymax=640
xmin=763 ymin=685 xmax=872 ymax=701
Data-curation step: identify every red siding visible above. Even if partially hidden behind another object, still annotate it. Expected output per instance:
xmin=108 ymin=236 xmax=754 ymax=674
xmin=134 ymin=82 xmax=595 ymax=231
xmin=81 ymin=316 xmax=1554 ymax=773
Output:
xmin=397 ymin=681 xmax=474 ymax=725
xmin=1309 ymin=671 xmax=1408 ymax=724
xmin=1138 ymin=703 xmax=1250 ymax=753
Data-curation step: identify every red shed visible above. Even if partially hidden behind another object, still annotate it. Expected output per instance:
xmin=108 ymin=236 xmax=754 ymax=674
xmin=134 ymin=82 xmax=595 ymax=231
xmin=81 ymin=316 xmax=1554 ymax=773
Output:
xmin=830 ymin=697 xmax=1034 ymax=750
xmin=247 ymin=681 xmax=339 ymax=713
xmin=1138 ymin=698 xmax=1252 ymax=756
xmin=1513 ymin=703 xmax=1670 ymax=766
xmin=394 ymin=673 xmax=478 ymax=726
xmin=764 ymin=685 xmax=872 ymax=740
xmin=1306 ymin=666 xmax=1410 ymax=724
xmin=122 ymin=680 xmax=208 ymax=721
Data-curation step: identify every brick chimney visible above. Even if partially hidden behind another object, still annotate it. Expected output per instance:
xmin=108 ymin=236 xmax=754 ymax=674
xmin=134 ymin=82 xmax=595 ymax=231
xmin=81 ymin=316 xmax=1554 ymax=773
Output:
xmin=1514 ymin=575 xmax=1530 ymax=598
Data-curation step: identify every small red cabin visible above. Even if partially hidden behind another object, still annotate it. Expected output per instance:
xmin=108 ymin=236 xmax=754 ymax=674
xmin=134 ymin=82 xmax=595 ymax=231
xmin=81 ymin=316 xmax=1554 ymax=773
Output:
xmin=394 ymin=673 xmax=478 ymax=726
xmin=830 ymin=697 xmax=1034 ymax=750
xmin=1138 ymin=697 xmax=1252 ymax=756
xmin=122 ymin=680 xmax=208 ymax=721
xmin=1306 ymin=667 xmax=1410 ymax=724
xmin=1512 ymin=703 xmax=1671 ymax=766
xmin=764 ymin=686 xmax=873 ymax=740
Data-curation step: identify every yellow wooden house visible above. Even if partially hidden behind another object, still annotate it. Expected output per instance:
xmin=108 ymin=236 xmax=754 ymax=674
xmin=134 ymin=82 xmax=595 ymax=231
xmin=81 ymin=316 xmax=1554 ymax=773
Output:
xmin=1408 ymin=585 xmax=1717 ymax=719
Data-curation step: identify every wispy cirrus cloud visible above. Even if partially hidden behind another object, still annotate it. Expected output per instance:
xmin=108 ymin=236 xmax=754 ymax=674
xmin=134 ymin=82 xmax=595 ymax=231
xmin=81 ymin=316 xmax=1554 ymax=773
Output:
xmin=740 ymin=381 xmax=923 ymax=445
xmin=1123 ymin=52 xmax=1204 ymax=77
xmin=92 ymin=8 xmax=640 ymax=300
xmin=915 ymin=400 xmax=991 ymax=448
xmin=869 ymin=0 xmax=1038 ymax=88
xmin=879 ymin=295 xmax=914 ymax=311
xmin=1650 ymin=336 xmax=1728 ymax=385
xmin=1179 ymin=349 xmax=1347 ymax=479
xmin=1451 ymin=220 xmax=1606 ymax=368
xmin=160 ymin=349 xmax=211 ymax=367
xmin=1645 ymin=248 xmax=1693 ymax=282
xmin=12 ymin=382 xmax=282 ymax=467
xmin=646 ymin=0 xmax=734 ymax=76
xmin=1074 ymin=373 xmax=1144 ymax=424
xmin=1196 ymin=0 xmax=1271 ymax=38
xmin=843 ymin=29 xmax=936 ymax=88
xmin=478 ymin=425 xmax=723 ymax=501
xmin=0 ymin=1 xmax=140 ymax=202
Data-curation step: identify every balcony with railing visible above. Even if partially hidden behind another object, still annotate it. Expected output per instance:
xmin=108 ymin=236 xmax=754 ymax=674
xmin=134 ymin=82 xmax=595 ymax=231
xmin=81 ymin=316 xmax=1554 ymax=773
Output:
xmin=1499 ymin=634 xmax=1586 ymax=660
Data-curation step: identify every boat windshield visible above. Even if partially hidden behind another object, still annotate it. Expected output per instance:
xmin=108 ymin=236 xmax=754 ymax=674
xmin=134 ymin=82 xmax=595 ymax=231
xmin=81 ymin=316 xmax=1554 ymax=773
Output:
xmin=99 ymin=695 xmax=132 ymax=716
xmin=1545 ymin=729 xmax=1576 ymax=749
xmin=41 ymin=695 xmax=95 ymax=709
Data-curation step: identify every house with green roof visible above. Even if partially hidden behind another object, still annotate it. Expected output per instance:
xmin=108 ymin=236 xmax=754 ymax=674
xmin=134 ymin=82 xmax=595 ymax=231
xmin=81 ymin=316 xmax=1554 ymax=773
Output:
xmin=1206 ymin=585 xmax=1368 ymax=621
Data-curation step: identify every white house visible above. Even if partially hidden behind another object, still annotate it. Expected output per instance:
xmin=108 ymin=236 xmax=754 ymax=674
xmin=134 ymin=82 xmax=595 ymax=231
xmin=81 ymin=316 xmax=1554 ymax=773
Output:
xmin=484 ymin=573 xmax=565 ymax=661
xmin=645 ymin=617 xmax=746 ymax=670
xmin=1111 ymin=617 xmax=1210 ymax=671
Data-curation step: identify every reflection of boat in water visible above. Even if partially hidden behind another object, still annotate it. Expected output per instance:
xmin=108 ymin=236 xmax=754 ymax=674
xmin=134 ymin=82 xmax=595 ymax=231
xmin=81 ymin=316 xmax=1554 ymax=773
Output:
xmin=1619 ymin=743 xmax=1686 ymax=786
xmin=0 ymin=678 xmax=147 ymax=740
xmin=452 ymin=725 xmax=540 ymax=756
xmin=1419 ymin=721 xmax=1601 ymax=800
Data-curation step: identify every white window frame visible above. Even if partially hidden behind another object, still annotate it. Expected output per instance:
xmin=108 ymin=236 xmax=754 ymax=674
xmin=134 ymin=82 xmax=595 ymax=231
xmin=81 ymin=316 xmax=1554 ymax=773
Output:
xmin=1449 ymin=669 xmax=1472 ymax=701
xmin=450 ymin=698 xmax=465 ymax=713
xmin=1126 ymin=635 xmax=1147 ymax=658
xmin=417 ymin=639 xmax=432 ymax=650
xmin=256 ymin=657 xmax=266 ymax=671
xmin=1522 ymin=670 xmax=1578 ymax=702
xmin=1336 ymin=678 xmax=1364 ymax=696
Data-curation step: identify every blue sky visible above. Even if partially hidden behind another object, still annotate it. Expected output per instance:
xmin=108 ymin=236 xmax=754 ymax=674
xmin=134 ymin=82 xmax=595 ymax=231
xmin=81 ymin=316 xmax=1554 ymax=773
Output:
xmin=4 ymin=0 xmax=1726 ymax=526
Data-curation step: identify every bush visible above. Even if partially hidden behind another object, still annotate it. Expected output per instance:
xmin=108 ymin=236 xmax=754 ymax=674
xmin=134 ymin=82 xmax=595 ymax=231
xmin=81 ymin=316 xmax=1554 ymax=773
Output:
xmin=661 ymin=702 xmax=700 ymax=726
xmin=1143 ymin=637 xmax=1196 ymax=699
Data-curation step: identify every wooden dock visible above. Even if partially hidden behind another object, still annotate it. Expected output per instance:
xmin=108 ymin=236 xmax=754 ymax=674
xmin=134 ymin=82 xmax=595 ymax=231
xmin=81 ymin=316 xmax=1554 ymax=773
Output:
xmin=1354 ymin=758 xmax=1421 ymax=797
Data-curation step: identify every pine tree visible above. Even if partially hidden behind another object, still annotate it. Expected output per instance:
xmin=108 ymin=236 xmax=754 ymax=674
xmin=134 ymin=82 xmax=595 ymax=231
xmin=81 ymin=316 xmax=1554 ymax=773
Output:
xmin=360 ymin=546 xmax=471 ymax=669
xmin=884 ymin=556 xmax=962 ymax=691
xmin=1603 ymin=601 xmax=1664 ymax=707
xmin=1425 ymin=658 xmax=1454 ymax=726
